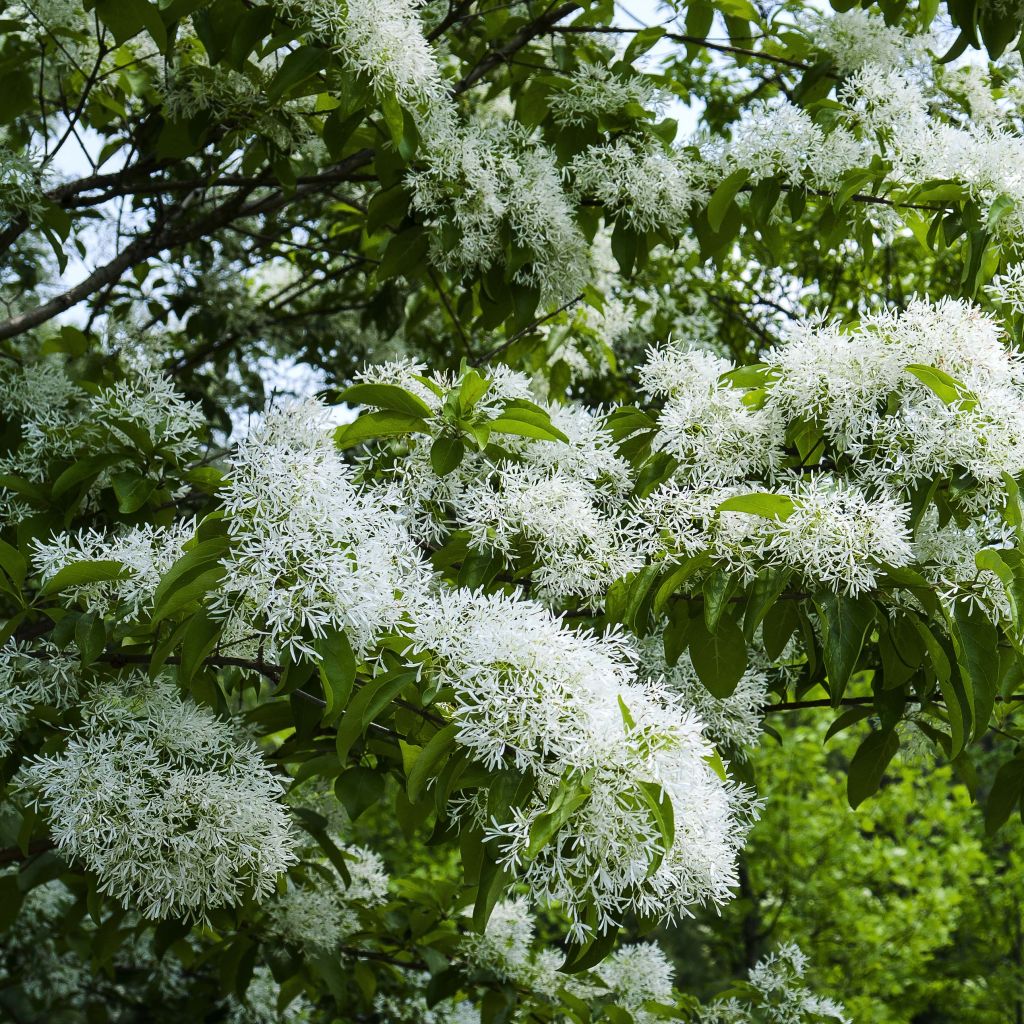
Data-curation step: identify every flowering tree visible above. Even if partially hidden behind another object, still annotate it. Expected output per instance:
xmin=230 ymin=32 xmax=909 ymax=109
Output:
xmin=2 ymin=0 xmax=1024 ymax=1018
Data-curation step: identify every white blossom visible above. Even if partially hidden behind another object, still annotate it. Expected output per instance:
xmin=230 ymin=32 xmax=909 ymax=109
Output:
xmin=32 ymin=519 xmax=195 ymax=620
xmin=549 ymin=64 xmax=660 ymax=126
xmin=19 ymin=675 xmax=298 ymax=920
xmin=0 ymin=640 xmax=80 ymax=754
xmin=406 ymin=587 xmax=758 ymax=937
xmin=214 ymin=400 xmax=432 ymax=659
xmin=571 ymin=137 xmax=708 ymax=234
xmin=637 ymin=638 xmax=768 ymax=754
xmin=641 ymin=346 xmax=785 ymax=485
xmin=810 ymin=9 xmax=927 ymax=75
xmin=266 ymin=845 xmax=389 ymax=954
xmin=698 ymin=944 xmax=851 ymax=1023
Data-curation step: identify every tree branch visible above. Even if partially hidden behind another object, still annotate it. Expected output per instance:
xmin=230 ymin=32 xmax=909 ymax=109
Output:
xmin=455 ymin=2 xmax=581 ymax=93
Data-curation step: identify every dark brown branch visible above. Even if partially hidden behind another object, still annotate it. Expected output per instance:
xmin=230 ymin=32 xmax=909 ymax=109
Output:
xmin=0 ymin=186 xmax=255 ymax=341
xmin=455 ymin=2 xmax=581 ymax=93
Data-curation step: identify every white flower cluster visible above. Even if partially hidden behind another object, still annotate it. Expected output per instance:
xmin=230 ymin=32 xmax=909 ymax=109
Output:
xmin=596 ymin=942 xmax=677 ymax=1024
xmin=411 ymin=121 xmax=591 ymax=306
xmin=373 ymin=971 xmax=478 ymax=1024
xmin=810 ymin=8 xmax=927 ymax=75
xmin=461 ymin=897 xmax=679 ymax=1018
xmin=914 ymin=508 xmax=1015 ymax=618
xmin=640 ymin=346 xmax=784 ymax=485
xmin=550 ymin=64 xmax=660 ymax=125
xmin=280 ymin=0 xmax=449 ymax=113
xmin=226 ymin=966 xmax=314 ymax=1024
xmin=708 ymin=100 xmax=867 ymax=188
xmin=215 ymin=400 xmax=431 ymax=659
xmin=0 ymin=640 xmax=80 ymax=754
xmin=629 ymin=476 xmax=913 ymax=596
xmin=88 ymin=366 xmax=206 ymax=461
xmin=698 ymin=943 xmax=850 ymax=1024
xmin=765 ymin=298 xmax=1024 ymax=508
xmin=0 ymin=362 xmax=203 ymax=524
xmin=700 ymin=40 xmax=1024 ymax=241
xmin=452 ymin=403 xmax=638 ymax=602
xmin=19 ymin=675 xmax=298 ymax=920
xmin=637 ymin=638 xmax=769 ymax=755
xmin=571 ymin=137 xmax=708 ymax=234
xmin=406 ymin=587 xmax=758 ymax=937
xmin=33 ymin=519 xmax=195 ymax=619
xmin=267 ymin=845 xmax=389 ymax=954
xmin=986 ymin=262 xmax=1024 ymax=313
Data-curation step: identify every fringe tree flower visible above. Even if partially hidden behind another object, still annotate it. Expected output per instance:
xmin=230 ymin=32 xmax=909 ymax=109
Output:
xmin=810 ymin=8 xmax=927 ymax=75
xmin=406 ymin=588 xmax=758 ymax=938
xmin=266 ymin=845 xmax=389 ymax=954
xmin=0 ymin=640 xmax=80 ymax=754
xmin=19 ymin=676 xmax=298 ymax=920
xmin=33 ymin=520 xmax=195 ymax=620
xmin=215 ymin=400 xmax=432 ymax=659
xmin=698 ymin=943 xmax=851 ymax=1023
xmin=640 ymin=346 xmax=785 ymax=486
xmin=637 ymin=638 xmax=768 ymax=756
xmin=571 ymin=137 xmax=708 ymax=234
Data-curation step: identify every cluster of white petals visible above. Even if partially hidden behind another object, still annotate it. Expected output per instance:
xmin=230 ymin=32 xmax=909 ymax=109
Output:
xmin=215 ymin=400 xmax=431 ymax=659
xmin=765 ymin=298 xmax=1024 ymax=508
xmin=571 ymin=137 xmax=708 ymax=233
xmin=638 ymin=638 xmax=769 ymax=754
xmin=406 ymin=587 xmax=758 ymax=937
xmin=810 ymin=8 xmax=927 ymax=74
xmin=19 ymin=675 xmax=298 ymax=919
xmin=698 ymin=943 xmax=850 ymax=1023
xmin=628 ymin=476 xmax=913 ymax=596
xmin=267 ymin=845 xmax=389 ymax=953
xmin=641 ymin=347 xmax=784 ymax=485
xmin=550 ymin=65 xmax=659 ymax=126
xmin=597 ymin=942 xmax=677 ymax=1023
xmin=411 ymin=121 xmax=591 ymax=305
xmin=0 ymin=640 xmax=80 ymax=753
xmin=32 ymin=519 xmax=195 ymax=619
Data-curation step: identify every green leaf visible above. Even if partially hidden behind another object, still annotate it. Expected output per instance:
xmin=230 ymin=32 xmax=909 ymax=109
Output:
xmin=689 ymin=612 xmax=748 ymax=698
xmin=95 ymin=0 xmax=166 ymax=47
xmin=0 ymin=539 xmax=27 ymax=589
xmin=39 ymin=560 xmax=126 ymax=597
xmin=985 ymin=757 xmax=1024 ymax=834
xmin=702 ymin=568 xmax=739 ymax=632
xmin=111 ymin=471 xmax=156 ymax=514
xmin=75 ymin=612 xmax=106 ymax=668
xmin=716 ymin=492 xmax=795 ymax=520
xmin=151 ymin=560 xmax=224 ymax=625
xmin=406 ymin=722 xmax=459 ymax=803
xmin=316 ymin=627 xmax=356 ymax=726
xmin=178 ymin=610 xmax=221 ymax=686
xmin=335 ymin=766 xmax=385 ymax=821
xmin=905 ymin=364 xmax=979 ymax=410
xmin=430 ymin=436 xmax=465 ymax=476
xmin=525 ymin=773 xmax=593 ymax=861
xmin=335 ymin=672 xmax=416 ymax=762
xmin=951 ymin=602 xmax=1000 ymax=740
xmin=814 ymin=595 xmax=875 ymax=704
xmin=847 ymin=728 xmax=900 ymax=809
xmin=707 ymin=168 xmax=749 ymax=232
xmin=266 ymin=46 xmax=329 ymax=103
xmin=338 ymin=383 xmax=434 ymax=419
xmin=488 ymin=400 xmax=569 ymax=443
xmin=334 ymin=411 xmax=429 ymax=449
